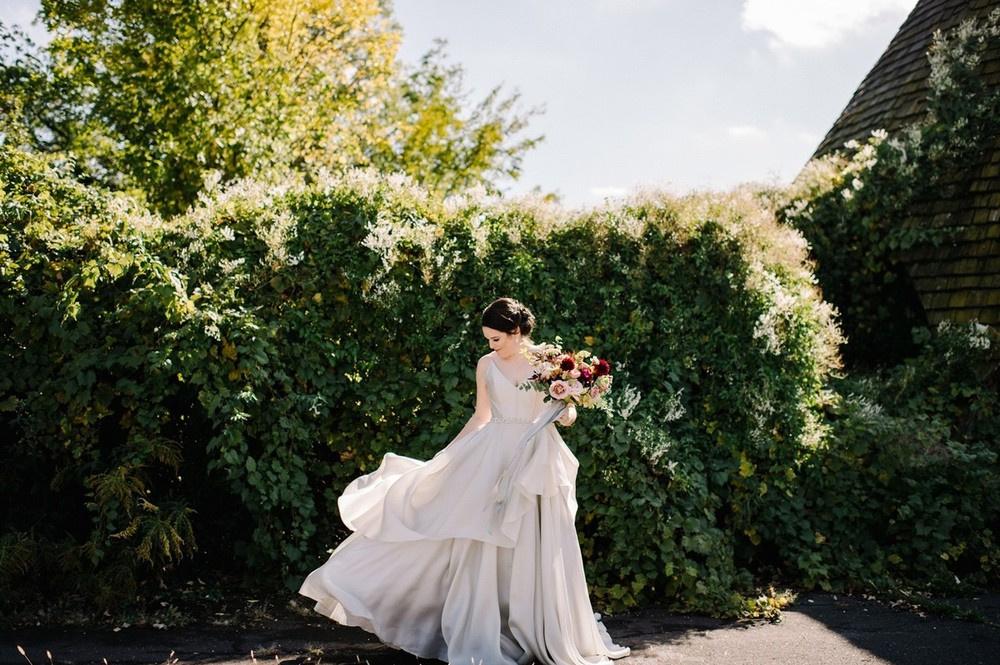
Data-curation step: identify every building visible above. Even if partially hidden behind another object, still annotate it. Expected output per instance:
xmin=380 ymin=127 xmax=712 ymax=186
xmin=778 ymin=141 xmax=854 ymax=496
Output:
xmin=811 ymin=0 xmax=1000 ymax=328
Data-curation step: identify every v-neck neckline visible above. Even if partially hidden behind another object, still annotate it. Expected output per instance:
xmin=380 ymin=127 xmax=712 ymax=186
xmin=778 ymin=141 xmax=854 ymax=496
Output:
xmin=490 ymin=355 xmax=532 ymax=388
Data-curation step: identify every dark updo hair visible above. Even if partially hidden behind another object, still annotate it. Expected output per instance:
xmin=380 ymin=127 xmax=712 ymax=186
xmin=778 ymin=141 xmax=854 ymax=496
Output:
xmin=481 ymin=297 xmax=535 ymax=336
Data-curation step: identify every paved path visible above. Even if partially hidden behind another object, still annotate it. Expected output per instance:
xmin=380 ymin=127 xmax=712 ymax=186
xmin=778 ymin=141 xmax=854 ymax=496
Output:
xmin=4 ymin=591 xmax=999 ymax=665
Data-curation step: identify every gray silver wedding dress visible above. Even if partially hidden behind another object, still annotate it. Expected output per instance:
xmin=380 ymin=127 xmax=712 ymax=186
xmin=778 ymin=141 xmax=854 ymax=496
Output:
xmin=299 ymin=356 xmax=631 ymax=665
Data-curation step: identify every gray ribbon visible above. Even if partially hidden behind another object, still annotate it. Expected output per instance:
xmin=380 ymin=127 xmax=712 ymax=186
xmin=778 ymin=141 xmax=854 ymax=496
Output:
xmin=485 ymin=400 xmax=568 ymax=535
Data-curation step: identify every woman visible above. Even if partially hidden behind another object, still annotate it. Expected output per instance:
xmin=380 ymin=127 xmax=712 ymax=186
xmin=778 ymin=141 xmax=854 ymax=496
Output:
xmin=299 ymin=297 xmax=631 ymax=665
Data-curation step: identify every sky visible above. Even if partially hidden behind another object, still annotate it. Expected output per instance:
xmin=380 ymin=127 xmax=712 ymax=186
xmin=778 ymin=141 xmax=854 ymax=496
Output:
xmin=2 ymin=0 xmax=920 ymax=209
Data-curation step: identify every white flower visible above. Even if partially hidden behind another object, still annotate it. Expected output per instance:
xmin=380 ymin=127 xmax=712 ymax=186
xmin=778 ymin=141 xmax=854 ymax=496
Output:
xmin=968 ymin=322 xmax=992 ymax=349
xmin=219 ymin=257 xmax=245 ymax=274
xmin=939 ymin=319 xmax=993 ymax=350
xmin=749 ymin=266 xmax=799 ymax=356
xmin=614 ymin=384 xmax=642 ymax=419
xmin=662 ymin=387 xmax=686 ymax=422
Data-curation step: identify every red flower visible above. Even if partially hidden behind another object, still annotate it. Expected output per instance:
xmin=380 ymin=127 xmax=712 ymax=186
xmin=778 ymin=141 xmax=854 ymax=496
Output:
xmin=594 ymin=358 xmax=611 ymax=376
xmin=560 ymin=356 xmax=576 ymax=371
xmin=579 ymin=367 xmax=593 ymax=382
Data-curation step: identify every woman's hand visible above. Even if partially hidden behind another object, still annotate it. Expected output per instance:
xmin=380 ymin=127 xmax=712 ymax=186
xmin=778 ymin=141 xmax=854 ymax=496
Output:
xmin=556 ymin=403 xmax=577 ymax=427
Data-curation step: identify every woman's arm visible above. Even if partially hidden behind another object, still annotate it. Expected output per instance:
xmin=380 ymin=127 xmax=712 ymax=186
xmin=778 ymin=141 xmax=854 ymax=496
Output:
xmin=451 ymin=355 xmax=493 ymax=441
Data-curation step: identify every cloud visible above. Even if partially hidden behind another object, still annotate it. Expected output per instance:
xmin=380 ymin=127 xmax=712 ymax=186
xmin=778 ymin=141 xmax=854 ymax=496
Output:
xmin=741 ymin=0 xmax=916 ymax=50
xmin=727 ymin=125 xmax=768 ymax=141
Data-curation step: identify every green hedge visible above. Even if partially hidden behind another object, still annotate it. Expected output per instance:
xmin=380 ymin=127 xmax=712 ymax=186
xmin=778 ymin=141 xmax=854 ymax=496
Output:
xmin=2 ymin=143 xmax=996 ymax=622
xmin=762 ymin=321 xmax=999 ymax=594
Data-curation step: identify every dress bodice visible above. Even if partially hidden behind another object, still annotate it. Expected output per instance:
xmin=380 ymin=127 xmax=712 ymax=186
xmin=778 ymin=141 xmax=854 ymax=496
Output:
xmin=486 ymin=357 xmax=545 ymax=422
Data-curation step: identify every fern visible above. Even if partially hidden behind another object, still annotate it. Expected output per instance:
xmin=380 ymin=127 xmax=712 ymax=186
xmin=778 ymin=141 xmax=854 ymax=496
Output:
xmin=135 ymin=503 xmax=197 ymax=566
xmin=0 ymin=531 xmax=36 ymax=581
xmin=87 ymin=463 xmax=147 ymax=516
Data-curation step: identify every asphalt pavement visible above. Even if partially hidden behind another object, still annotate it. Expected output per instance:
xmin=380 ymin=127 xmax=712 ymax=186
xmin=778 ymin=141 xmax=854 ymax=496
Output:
xmin=4 ymin=591 xmax=1000 ymax=665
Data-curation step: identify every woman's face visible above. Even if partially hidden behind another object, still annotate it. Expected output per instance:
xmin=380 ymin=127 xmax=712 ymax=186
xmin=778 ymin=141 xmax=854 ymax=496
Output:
xmin=482 ymin=325 xmax=520 ymax=357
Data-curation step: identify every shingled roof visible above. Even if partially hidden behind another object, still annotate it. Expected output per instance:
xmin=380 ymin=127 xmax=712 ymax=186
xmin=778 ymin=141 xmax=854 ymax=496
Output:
xmin=811 ymin=0 xmax=1000 ymax=328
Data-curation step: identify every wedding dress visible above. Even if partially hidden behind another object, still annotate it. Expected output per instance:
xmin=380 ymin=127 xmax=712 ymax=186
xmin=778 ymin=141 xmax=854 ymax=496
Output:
xmin=298 ymin=354 xmax=632 ymax=665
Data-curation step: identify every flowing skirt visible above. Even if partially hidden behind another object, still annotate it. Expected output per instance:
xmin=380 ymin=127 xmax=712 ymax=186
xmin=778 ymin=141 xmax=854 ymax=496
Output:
xmin=298 ymin=421 xmax=631 ymax=665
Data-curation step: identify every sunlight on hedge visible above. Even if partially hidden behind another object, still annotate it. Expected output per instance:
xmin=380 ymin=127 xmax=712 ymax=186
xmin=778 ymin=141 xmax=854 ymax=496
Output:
xmin=3 ymin=122 xmax=997 ymax=621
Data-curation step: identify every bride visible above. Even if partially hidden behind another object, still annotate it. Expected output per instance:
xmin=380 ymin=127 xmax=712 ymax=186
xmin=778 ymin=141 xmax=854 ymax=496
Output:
xmin=298 ymin=297 xmax=632 ymax=665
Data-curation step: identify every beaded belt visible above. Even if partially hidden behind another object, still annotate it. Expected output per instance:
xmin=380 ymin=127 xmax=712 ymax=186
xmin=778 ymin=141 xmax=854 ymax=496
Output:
xmin=490 ymin=415 xmax=533 ymax=424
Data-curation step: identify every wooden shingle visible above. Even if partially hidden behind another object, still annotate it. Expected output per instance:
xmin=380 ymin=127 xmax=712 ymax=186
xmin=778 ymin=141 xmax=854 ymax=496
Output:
xmin=810 ymin=0 xmax=1000 ymax=328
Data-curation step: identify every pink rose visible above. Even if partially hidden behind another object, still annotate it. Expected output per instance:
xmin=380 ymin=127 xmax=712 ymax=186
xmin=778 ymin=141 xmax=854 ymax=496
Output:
xmin=549 ymin=380 xmax=570 ymax=399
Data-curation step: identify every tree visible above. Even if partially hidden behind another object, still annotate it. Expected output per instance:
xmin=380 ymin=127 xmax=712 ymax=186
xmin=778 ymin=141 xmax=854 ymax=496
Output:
xmin=368 ymin=37 xmax=545 ymax=199
xmin=1 ymin=0 xmax=543 ymax=215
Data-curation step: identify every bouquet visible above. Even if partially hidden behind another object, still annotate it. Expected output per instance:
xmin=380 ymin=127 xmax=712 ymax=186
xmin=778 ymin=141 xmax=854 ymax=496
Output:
xmin=519 ymin=341 xmax=613 ymax=410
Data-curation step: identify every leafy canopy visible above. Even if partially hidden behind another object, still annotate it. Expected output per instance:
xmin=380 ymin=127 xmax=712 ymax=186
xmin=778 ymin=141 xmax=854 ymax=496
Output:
xmin=0 ymin=0 xmax=543 ymax=215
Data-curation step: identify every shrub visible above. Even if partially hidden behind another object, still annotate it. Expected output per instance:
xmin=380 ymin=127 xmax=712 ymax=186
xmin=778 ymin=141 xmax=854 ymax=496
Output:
xmin=1 ymin=145 xmax=840 ymax=618
xmin=763 ymin=320 xmax=1000 ymax=594
xmin=0 ymin=147 xmax=198 ymax=608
